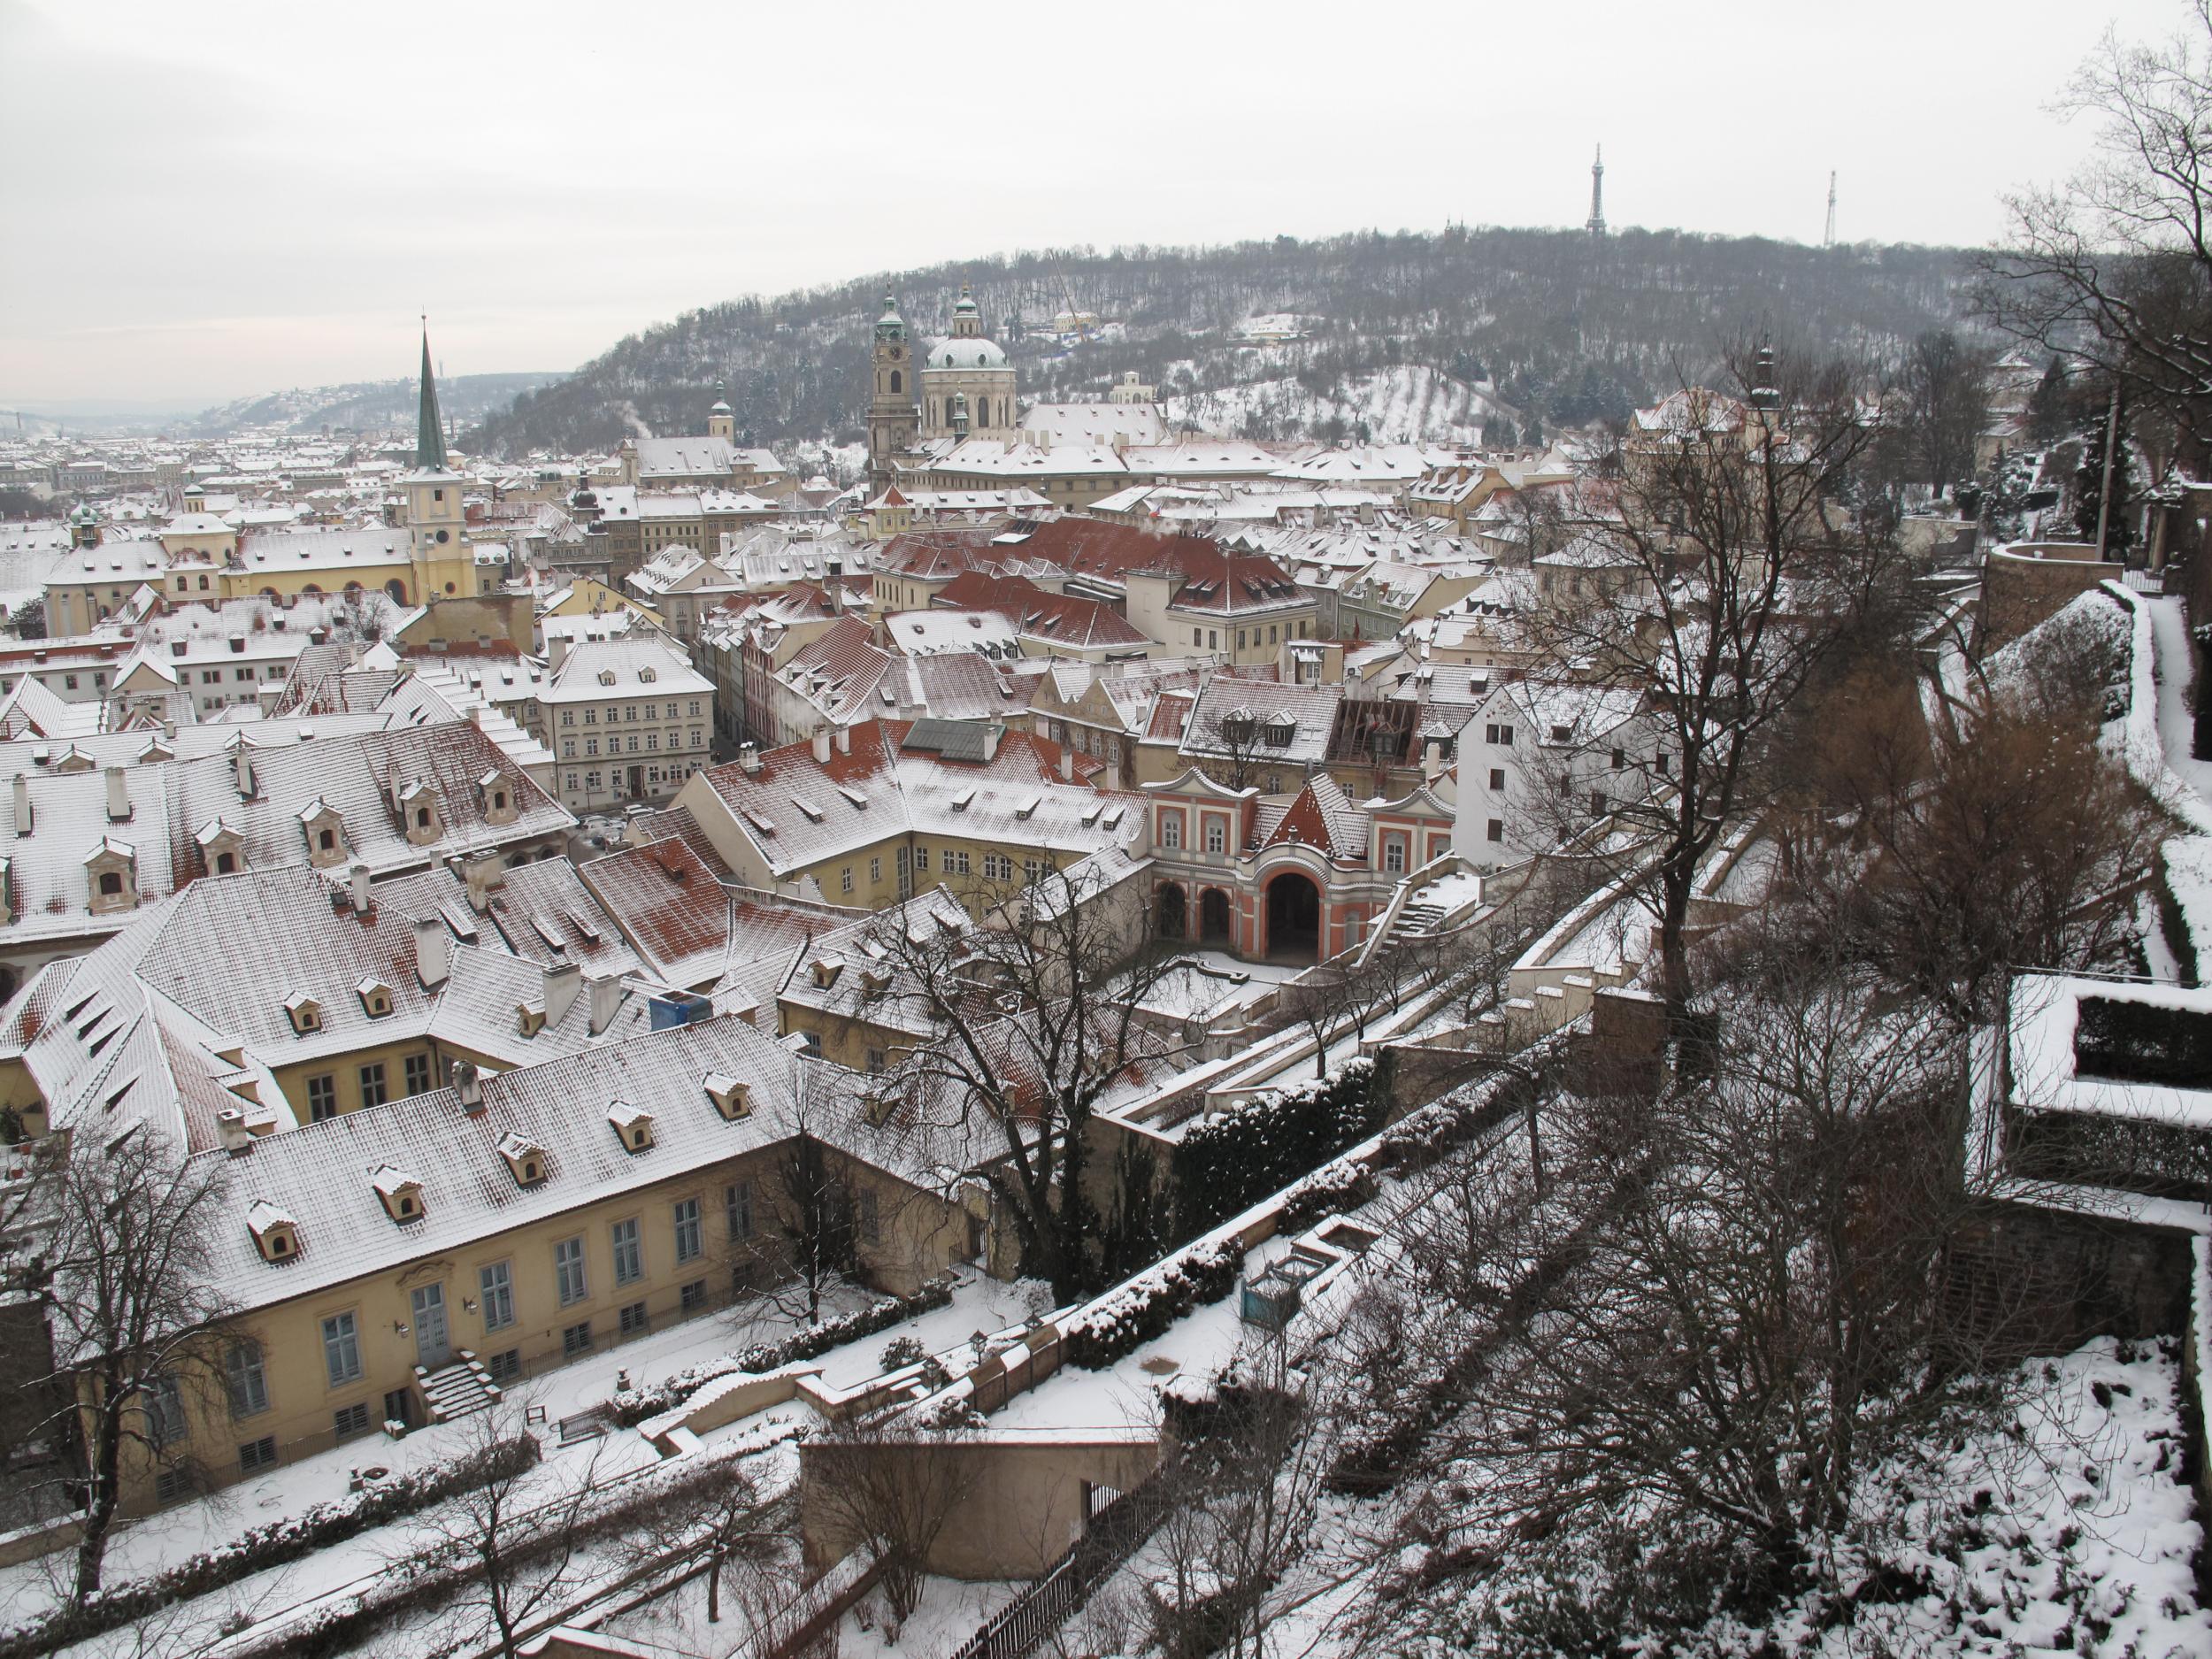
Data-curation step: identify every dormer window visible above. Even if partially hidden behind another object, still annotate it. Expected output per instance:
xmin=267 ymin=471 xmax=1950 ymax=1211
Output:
xmin=357 ymin=978 xmax=393 ymax=1018
xmin=371 ymin=1165 xmax=425 ymax=1223
xmin=478 ymin=768 xmax=516 ymax=826
xmin=400 ymin=781 xmax=442 ymax=846
xmin=810 ymin=956 xmax=843 ymax=989
xmin=497 ymin=1133 xmax=546 ymax=1186
xmin=284 ymin=993 xmax=323 ymax=1034
xmin=84 ymin=838 xmax=137 ymax=914
xmin=247 ymin=1200 xmax=299 ymax=1262
xmin=597 ymin=669 xmax=617 ymax=687
xmin=1264 ymin=722 xmax=1294 ymax=747
xmin=516 ymin=1000 xmax=547 ymax=1037
xmin=607 ymin=1101 xmax=655 ymax=1152
xmin=299 ymin=799 xmax=347 ymax=867
xmin=638 ymin=666 xmax=657 ymax=683
xmin=704 ymin=1071 xmax=751 ymax=1119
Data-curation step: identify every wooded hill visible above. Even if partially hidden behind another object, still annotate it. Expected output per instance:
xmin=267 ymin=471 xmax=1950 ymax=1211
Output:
xmin=469 ymin=227 xmax=1977 ymax=457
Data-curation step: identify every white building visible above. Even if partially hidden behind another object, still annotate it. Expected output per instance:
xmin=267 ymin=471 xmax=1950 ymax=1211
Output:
xmin=535 ymin=634 xmax=715 ymax=813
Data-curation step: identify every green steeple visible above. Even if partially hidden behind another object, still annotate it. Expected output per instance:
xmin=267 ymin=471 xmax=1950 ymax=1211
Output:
xmin=416 ymin=321 xmax=449 ymax=472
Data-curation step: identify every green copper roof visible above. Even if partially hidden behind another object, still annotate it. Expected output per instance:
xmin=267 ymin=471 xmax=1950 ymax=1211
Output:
xmin=416 ymin=325 xmax=448 ymax=472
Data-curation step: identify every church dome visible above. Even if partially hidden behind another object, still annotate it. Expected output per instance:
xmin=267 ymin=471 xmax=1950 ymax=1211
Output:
xmin=930 ymin=336 xmax=1009 ymax=370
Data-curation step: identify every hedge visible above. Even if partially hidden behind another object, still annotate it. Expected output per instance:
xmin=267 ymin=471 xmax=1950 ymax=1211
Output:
xmin=0 ymin=1435 xmax=540 ymax=1659
xmin=609 ymin=1278 xmax=955 ymax=1426
xmin=1170 ymin=1056 xmax=1391 ymax=1240
xmin=1062 ymin=1233 xmax=1242 ymax=1371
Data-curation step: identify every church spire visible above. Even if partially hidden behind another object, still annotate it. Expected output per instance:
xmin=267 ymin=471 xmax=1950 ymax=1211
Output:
xmin=416 ymin=319 xmax=449 ymax=472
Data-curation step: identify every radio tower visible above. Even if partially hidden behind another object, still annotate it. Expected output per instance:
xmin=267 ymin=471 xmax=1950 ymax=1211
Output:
xmin=1824 ymin=171 xmax=1837 ymax=248
xmin=1586 ymin=145 xmax=1607 ymax=237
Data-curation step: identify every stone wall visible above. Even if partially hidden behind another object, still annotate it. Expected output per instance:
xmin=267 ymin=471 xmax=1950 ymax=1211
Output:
xmin=1980 ymin=544 xmax=2119 ymax=650
xmin=1943 ymin=1199 xmax=2195 ymax=1357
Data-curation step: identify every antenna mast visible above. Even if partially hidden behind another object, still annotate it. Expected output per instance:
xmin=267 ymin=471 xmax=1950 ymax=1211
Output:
xmin=1824 ymin=172 xmax=1837 ymax=248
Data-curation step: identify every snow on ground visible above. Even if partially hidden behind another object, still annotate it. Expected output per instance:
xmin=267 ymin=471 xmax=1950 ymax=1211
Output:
xmin=2142 ymin=593 xmax=2212 ymax=972
xmin=1167 ymin=365 xmax=1497 ymax=446
xmin=1753 ymin=1337 xmax=2210 ymax=1659
xmin=2 ymin=1270 xmax=1039 ymax=1655
xmin=835 ymin=1574 xmax=1022 ymax=1659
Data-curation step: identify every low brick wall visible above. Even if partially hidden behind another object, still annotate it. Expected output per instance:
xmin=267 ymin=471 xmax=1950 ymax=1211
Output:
xmin=1944 ymin=1198 xmax=2195 ymax=1356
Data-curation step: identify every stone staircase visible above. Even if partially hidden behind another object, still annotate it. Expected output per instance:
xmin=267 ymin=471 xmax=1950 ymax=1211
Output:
xmin=416 ymin=1351 xmax=502 ymax=1424
xmin=1393 ymin=900 xmax=1448 ymax=940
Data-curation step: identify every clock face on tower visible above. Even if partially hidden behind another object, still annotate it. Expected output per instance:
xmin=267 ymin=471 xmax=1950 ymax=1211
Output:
xmin=888 ymin=348 xmax=902 ymax=361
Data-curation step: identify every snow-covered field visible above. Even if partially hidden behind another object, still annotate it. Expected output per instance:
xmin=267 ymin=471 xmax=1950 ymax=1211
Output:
xmin=1168 ymin=365 xmax=1499 ymax=446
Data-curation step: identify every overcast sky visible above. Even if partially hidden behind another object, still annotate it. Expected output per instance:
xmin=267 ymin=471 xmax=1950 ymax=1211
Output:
xmin=0 ymin=0 xmax=2191 ymax=410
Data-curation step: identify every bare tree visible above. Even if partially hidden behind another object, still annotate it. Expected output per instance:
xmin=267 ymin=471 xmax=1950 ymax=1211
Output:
xmin=611 ymin=1456 xmax=774 ymax=1626
xmin=1376 ymin=949 xmax=2035 ymax=1639
xmin=861 ymin=864 xmax=1193 ymax=1299
xmin=6 ymin=1129 xmax=237 ymax=1603
xmin=1796 ymin=651 xmax=2161 ymax=1030
xmin=738 ymin=1123 xmax=857 ymax=1329
xmin=408 ymin=1397 xmax=611 ymax=1658
xmin=803 ymin=1411 xmax=978 ymax=1626
xmin=1890 ymin=328 xmax=1992 ymax=495
xmin=1978 ymin=3 xmax=2212 ymax=458
xmin=1186 ymin=694 xmax=1289 ymax=794
xmin=1517 ymin=344 xmax=1901 ymax=1020
xmin=1149 ymin=1338 xmax=1333 ymax=1659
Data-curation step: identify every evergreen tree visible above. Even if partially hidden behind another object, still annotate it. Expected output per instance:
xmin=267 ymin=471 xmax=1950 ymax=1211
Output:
xmin=2072 ymin=394 xmax=2138 ymax=556
xmin=2027 ymin=354 xmax=2070 ymax=446
xmin=1525 ymin=415 xmax=1545 ymax=446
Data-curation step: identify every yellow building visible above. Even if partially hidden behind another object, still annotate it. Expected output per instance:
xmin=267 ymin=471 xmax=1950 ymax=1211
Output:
xmin=48 ymin=1015 xmax=974 ymax=1513
xmin=672 ymin=718 xmax=1135 ymax=910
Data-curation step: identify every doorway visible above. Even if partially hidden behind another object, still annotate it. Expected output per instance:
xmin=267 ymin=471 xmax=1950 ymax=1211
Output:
xmin=411 ymin=1283 xmax=450 ymax=1369
xmin=1199 ymin=887 xmax=1233 ymax=947
xmin=1263 ymin=872 xmax=1321 ymax=963
xmin=1156 ymin=883 xmax=1187 ymax=941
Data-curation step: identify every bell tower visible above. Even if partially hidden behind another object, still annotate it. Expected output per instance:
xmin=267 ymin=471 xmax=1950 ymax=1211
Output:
xmin=707 ymin=381 xmax=735 ymax=443
xmin=866 ymin=293 xmax=920 ymax=490
xmin=402 ymin=321 xmax=469 ymax=603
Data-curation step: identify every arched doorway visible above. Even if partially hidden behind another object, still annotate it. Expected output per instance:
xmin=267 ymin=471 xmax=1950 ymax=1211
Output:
xmin=1199 ymin=887 xmax=1233 ymax=946
xmin=385 ymin=578 xmax=409 ymax=605
xmin=1263 ymin=872 xmax=1321 ymax=963
xmin=1156 ymin=883 xmax=1187 ymax=941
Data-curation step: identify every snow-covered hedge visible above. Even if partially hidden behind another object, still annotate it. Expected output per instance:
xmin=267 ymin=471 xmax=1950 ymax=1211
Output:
xmin=608 ymin=1278 xmax=955 ymax=1426
xmin=0 ymin=1435 xmax=540 ymax=1659
xmin=1062 ymin=1232 xmax=1242 ymax=1371
xmin=1171 ymin=1056 xmax=1391 ymax=1239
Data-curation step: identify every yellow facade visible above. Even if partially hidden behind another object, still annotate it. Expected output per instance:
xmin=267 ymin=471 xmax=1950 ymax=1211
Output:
xmin=119 ymin=1140 xmax=967 ymax=1512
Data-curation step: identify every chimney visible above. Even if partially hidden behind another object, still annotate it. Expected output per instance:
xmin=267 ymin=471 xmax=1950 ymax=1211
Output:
xmin=980 ymin=724 xmax=1002 ymax=762
xmin=738 ymin=743 xmax=762 ymax=775
xmin=233 ymin=740 xmax=253 ymax=797
xmin=587 ymin=972 xmax=623 ymax=1035
xmin=104 ymin=765 xmax=130 ymax=823
xmin=547 ymin=632 xmax=569 ymax=672
xmin=414 ymin=914 xmax=450 ymax=987
xmin=462 ymin=850 xmax=506 ymax=912
xmin=834 ymin=725 xmax=850 ymax=756
xmin=348 ymin=862 xmax=372 ymax=914
xmin=543 ymin=959 xmax=582 ymax=1027
xmin=1423 ymin=737 xmax=1443 ymax=783
xmin=1058 ymin=742 xmax=1073 ymax=782
xmin=215 ymin=1108 xmax=254 ymax=1156
xmin=12 ymin=773 xmax=28 ymax=837
xmin=450 ymin=1058 xmax=484 ymax=1114
xmin=811 ymin=725 xmax=832 ymax=765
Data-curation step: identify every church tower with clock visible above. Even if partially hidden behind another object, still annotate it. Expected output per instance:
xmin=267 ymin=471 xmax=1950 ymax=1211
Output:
xmin=866 ymin=294 xmax=920 ymax=488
